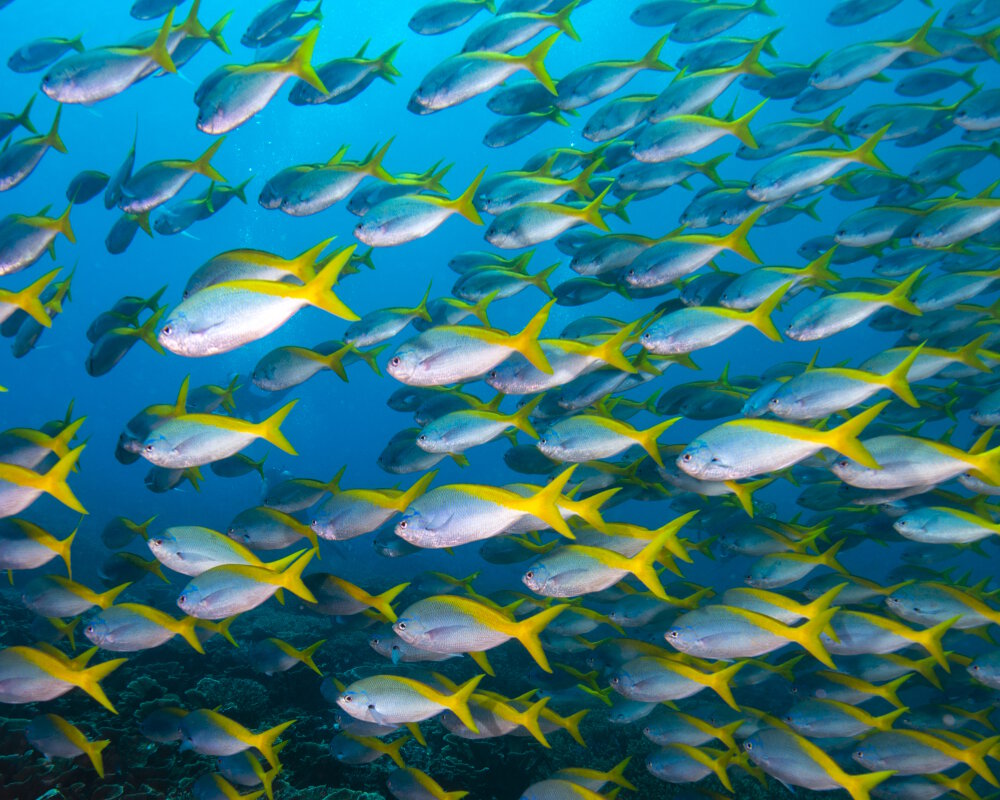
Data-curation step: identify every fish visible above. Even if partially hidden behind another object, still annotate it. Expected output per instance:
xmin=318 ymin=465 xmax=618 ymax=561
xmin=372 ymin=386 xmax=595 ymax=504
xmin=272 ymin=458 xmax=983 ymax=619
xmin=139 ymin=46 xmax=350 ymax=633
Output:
xmin=336 ymin=673 xmax=484 ymax=731
xmin=410 ymin=0 xmax=497 ymax=36
xmin=119 ymin=138 xmax=227 ymax=214
xmin=0 ymin=106 xmax=68 ymax=192
xmin=180 ymin=708 xmax=294 ymax=767
xmin=408 ymin=34 xmax=559 ymax=113
xmin=177 ymin=549 xmax=316 ymax=619
xmin=41 ymin=12 xmax=178 ymax=104
xmin=83 ymin=602 xmax=206 ymax=653
xmin=25 ymin=714 xmax=109 ymax=777
xmin=0 ymin=94 xmax=37 ymax=140
xmin=160 ymin=247 xmax=358 ymax=357
xmin=0 ymin=646 xmax=126 ymax=713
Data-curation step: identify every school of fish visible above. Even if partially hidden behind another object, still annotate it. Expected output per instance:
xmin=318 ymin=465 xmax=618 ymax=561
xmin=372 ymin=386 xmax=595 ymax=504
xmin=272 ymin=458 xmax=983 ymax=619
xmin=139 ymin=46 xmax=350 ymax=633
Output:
xmin=2 ymin=0 xmax=1000 ymax=798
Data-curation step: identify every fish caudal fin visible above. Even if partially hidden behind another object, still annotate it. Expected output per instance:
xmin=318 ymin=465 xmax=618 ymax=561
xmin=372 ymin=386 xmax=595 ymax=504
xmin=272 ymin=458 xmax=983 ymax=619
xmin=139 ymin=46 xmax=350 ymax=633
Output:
xmin=301 ymin=248 xmax=359 ymax=319
xmin=879 ymin=342 xmax=922 ymax=407
xmin=298 ymin=639 xmax=326 ymax=675
xmin=445 ymin=674 xmax=485 ymax=733
xmin=509 ymin=394 xmax=542 ymax=438
xmin=77 ymin=657 xmax=129 ymax=714
xmin=45 ymin=104 xmax=68 ymax=154
xmin=371 ymin=582 xmax=410 ymax=622
xmin=144 ymin=10 xmax=177 ymax=73
xmin=746 ymin=281 xmax=791 ymax=342
xmin=174 ymin=616 xmax=206 ymax=654
xmin=16 ymin=93 xmax=37 ymax=134
xmin=449 ymin=168 xmax=486 ymax=225
xmin=721 ymin=206 xmax=765 ymax=263
xmin=278 ymin=550 xmax=317 ymax=603
xmin=513 ymin=604 xmax=568 ymax=672
xmin=520 ymin=33 xmax=560 ymax=94
xmin=254 ymin=719 xmax=296 ymax=768
xmin=510 ymin=300 xmax=554 ymax=374
xmin=397 ymin=470 xmax=437 ymax=511
xmin=823 ymin=400 xmax=888 ymax=469
xmin=50 ymin=203 xmax=75 ymax=243
xmin=39 ymin=444 xmax=87 ymax=514
xmin=191 ymin=137 xmax=227 ymax=182
xmin=377 ymin=43 xmax=403 ymax=82
xmin=910 ymin=616 xmax=958 ymax=670
xmin=729 ymin=100 xmax=766 ymax=149
xmin=84 ymin=738 xmax=110 ymax=778
xmin=520 ymin=465 xmax=577 ymax=537
xmin=363 ymin=138 xmax=396 ymax=184
xmin=885 ymin=268 xmax=923 ymax=316
xmin=516 ymin=697 xmax=550 ymax=747
xmin=640 ymin=34 xmax=672 ymax=71
xmin=284 ymin=28 xmax=327 ymax=94
xmin=586 ymin=320 xmax=639 ymax=373
xmin=258 ymin=400 xmax=298 ymax=455
xmin=843 ymin=771 xmax=897 ymax=800
xmin=635 ymin=416 xmax=680 ymax=467
xmin=0 ymin=268 xmax=60 ymax=328
xmin=849 ymin=125 xmax=890 ymax=171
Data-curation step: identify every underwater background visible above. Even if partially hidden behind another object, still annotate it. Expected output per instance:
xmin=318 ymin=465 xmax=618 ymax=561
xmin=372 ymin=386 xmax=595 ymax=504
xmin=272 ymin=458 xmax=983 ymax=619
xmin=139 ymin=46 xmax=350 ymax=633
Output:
xmin=1 ymin=0 xmax=999 ymax=798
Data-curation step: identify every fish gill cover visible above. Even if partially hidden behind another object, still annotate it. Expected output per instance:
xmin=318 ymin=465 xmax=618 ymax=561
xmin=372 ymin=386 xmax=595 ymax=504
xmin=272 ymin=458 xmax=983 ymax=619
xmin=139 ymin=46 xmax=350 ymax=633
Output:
xmin=0 ymin=0 xmax=999 ymax=798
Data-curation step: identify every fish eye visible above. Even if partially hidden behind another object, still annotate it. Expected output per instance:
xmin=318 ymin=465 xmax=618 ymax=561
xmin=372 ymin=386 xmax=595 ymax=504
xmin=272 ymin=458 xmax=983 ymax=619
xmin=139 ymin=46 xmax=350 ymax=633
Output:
xmin=418 ymin=435 xmax=426 ymax=442
xmin=682 ymin=453 xmax=692 ymax=462
xmin=179 ymin=594 xmax=187 ymax=604
xmin=162 ymin=325 xmax=172 ymax=335
xmin=745 ymin=742 xmax=753 ymax=750
xmin=836 ymin=459 xmax=849 ymax=468
xmin=525 ymin=571 xmax=534 ymax=579
xmin=343 ymin=694 xmax=354 ymax=703
xmin=145 ymin=444 xmax=154 ymax=451
xmin=667 ymin=630 xmax=678 ymax=639
xmin=391 ymin=357 xmax=400 ymax=366
xmin=397 ymin=622 xmax=406 ymax=630
xmin=153 ymin=538 xmax=163 ymax=546
xmin=86 ymin=625 xmax=94 ymax=634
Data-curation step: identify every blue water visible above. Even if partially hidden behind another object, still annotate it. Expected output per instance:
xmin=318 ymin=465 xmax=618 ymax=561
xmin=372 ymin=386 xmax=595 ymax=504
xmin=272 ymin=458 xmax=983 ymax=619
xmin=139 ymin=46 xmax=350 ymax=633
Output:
xmin=2 ymin=0 xmax=999 ymax=797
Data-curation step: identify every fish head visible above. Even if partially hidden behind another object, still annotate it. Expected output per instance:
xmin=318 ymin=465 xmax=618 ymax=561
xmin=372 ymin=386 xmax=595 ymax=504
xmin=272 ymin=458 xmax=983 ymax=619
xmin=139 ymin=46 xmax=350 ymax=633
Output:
xmin=484 ymin=215 xmax=519 ymax=249
xmin=394 ymin=507 xmax=438 ymax=544
xmin=830 ymin=455 xmax=870 ymax=484
xmin=485 ymin=356 xmax=536 ymax=393
xmin=392 ymin=612 xmax=427 ymax=644
xmin=157 ymin=311 xmax=194 ymax=354
xmin=225 ymin=521 xmax=253 ymax=546
xmin=535 ymin=426 xmax=567 ymax=461
xmin=640 ymin=321 xmax=681 ymax=354
xmin=676 ymin=438 xmax=728 ymax=481
xmin=176 ymin=579 xmax=205 ymax=616
xmin=406 ymin=93 xmax=435 ymax=115
xmin=386 ymin=343 xmax=423 ymax=384
xmin=83 ymin=615 xmax=109 ymax=648
xmin=521 ymin=560 xmax=552 ymax=594
xmin=414 ymin=424 xmax=448 ymax=454
xmin=141 ymin=430 xmax=175 ymax=466
xmin=196 ymin=97 xmax=228 ymax=136
xmin=40 ymin=58 xmax=86 ymax=103
xmin=335 ymin=685 xmax=375 ymax=720
xmin=663 ymin=622 xmax=699 ymax=654
xmin=766 ymin=393 xmax=801 ymax=418
xmin=892 ymin=512 xmax=927 ymax=539
xmin=742 ymin=732 xmax=770 ymax=767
